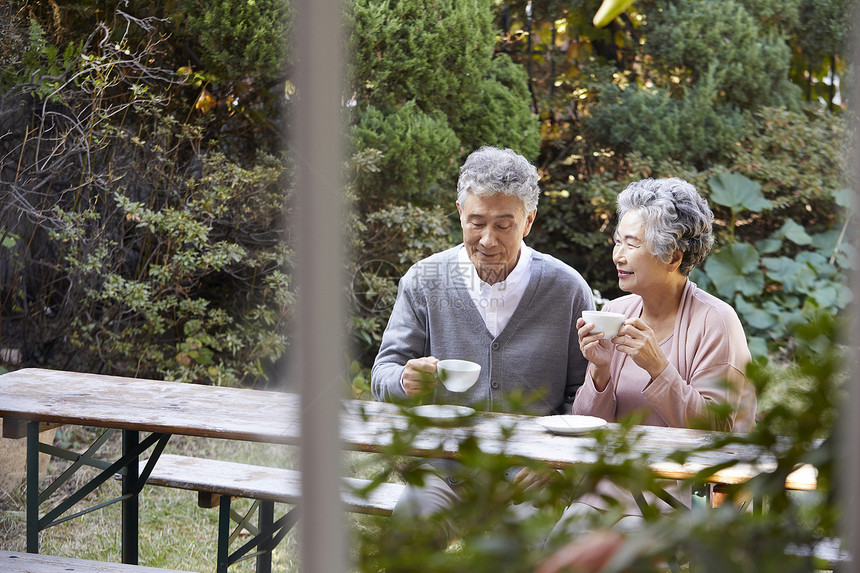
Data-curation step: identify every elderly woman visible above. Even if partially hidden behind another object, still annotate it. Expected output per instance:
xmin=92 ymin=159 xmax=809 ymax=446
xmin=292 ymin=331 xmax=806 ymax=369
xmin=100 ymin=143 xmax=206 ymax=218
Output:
xmin=548 ymin=178 xmax=757 ymax=545
xmin=575 ymin=177 xmax=756 ymax=431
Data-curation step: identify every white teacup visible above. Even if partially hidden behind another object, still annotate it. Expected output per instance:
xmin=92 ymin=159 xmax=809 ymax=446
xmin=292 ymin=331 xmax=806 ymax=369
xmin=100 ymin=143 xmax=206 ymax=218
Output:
xmin=436 ymin=359 xmax=481 ymax=392
xmin=582 ymin=310 xmax=626 ymax=339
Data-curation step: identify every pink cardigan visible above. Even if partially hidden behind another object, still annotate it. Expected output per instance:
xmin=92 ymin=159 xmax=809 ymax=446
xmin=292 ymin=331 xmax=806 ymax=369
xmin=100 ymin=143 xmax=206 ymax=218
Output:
xmin=573 ymin=280 xmax=756 ymax=432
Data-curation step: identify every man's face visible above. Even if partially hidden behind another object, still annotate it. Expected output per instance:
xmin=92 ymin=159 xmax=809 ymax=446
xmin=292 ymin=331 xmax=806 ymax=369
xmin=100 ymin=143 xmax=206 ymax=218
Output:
xmin=457 ymin=191 xmax=536 ymax=285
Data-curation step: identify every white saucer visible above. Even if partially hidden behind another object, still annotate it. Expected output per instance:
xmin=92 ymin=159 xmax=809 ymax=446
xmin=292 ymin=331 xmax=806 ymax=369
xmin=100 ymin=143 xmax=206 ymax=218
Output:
xmin=536 ymin=415 xmax=607 ymax=435
xmin=408 ymin=404 xmax=476 ymax=426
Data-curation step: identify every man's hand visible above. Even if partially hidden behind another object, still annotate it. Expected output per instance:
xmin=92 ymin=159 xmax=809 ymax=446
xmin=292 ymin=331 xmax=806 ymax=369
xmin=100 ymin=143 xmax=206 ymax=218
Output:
xmin=401 ymin=356 xmax=440 ymax=398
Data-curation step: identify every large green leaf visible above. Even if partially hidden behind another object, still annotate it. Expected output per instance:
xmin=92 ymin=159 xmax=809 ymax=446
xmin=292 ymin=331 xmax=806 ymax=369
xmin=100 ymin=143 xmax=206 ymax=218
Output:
xmin=809 ymin=230 xmax=854 ymax=270
xmin=734 ymin=295 xmax=777 ymax=330
xmin=762 ymin=256 xmax=814 ymax=293
xmin=707 ymin=172 xmax=772 ymax=213
xmin=746 ymin=336 xmax=769 ymax=360
xmin=703 ymin=242 xmax=764 ymax=299
xmin=807 ymin=283 xmax=853 ymax=309
xmin=796 ymin=251 xmax=835 ymax=277
xmin=833 ymin=187 xmax=854 ymax=211
xmin=755 ymin=237 xmax=783 ymax=255
xmin=776 ymin=219 xmax=813 ymax=246
xmin=835 ymin=242 xmax=857 ymax=270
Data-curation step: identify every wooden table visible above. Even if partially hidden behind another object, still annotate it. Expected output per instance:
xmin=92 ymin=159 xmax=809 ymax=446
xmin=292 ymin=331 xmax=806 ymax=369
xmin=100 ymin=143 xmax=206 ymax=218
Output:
xmin=0 ymin=368 xmax=816 ymax=564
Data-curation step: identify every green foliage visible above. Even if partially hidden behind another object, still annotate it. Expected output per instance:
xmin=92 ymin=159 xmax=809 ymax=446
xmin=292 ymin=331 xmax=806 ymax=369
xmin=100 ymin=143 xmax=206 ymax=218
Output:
xmin=347 ymin=149 xmax=456 ymax=393
xmin=586 ymin=0 xmax=805 ymax=166
xmin=587 ymin=72 xmax=747 ymax=166
xmin=795 ymin=0 xmax=852 ymax=70
xmin=0 ymin=12 xmax=294 ymax=386
xmin=0 ymin=17 xmax=82 ymax=98
xmin=731 ymin=106 xmax=847 ymax=215
xmin=511 ymin=1 xmax=848 ymax=344
xmin=708 ymin=172 xmax=772 ymax=213
xmin=647 ymin=0 xmax=802 ymax=109
xmin=346 ymin=0 xmax=540 ymax=206
xmin=530 ymin=174 xmax=621 ymax=299
xmin=350 ymin=102 xmax=461 ymax=207
xmin=690 ymin=170 xmax=853 ymax=359
xmin=707 ymin=171 xmax=772 ymax=242
xmin=457 ymin=54 xmax=542 ymax=161
xmin=180 ymin=0 xmax=292 ymax=84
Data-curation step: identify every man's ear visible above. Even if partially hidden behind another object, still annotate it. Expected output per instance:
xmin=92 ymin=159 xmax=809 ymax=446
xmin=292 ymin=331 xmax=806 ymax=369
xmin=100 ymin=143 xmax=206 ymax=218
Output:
xmin=456 ymin=202 xmax=462 ymax=216
xmin=523 ymin=209 xmax=537 ymax=237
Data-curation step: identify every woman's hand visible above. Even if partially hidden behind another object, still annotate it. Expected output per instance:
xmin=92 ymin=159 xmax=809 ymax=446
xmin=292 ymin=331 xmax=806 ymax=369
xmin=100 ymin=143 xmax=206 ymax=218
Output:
xmin=401 ymin=356 xmax=439 ymax=397
xmin=577 ymin=318 xmax=613 ymax=390
xmin=610 ymin=318 xmax=669 ymax=379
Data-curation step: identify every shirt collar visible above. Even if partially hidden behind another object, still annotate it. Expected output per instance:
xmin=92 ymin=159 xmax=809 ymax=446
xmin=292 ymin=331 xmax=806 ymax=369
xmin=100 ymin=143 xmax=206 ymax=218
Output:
xmin=458 ymin=243 xmax=533 ymax=291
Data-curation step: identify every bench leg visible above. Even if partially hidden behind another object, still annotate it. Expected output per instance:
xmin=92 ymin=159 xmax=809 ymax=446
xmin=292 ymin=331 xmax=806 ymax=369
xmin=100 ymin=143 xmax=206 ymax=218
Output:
xmin=256 ymin=500 xmax=274 ymax=573
xmin=218 ymin=496 xmax=233 ymax=573
xmin=26 ymin=421 xmax=39 ymax=554
xmin=122 ymin=430 xmax=139 ymax=565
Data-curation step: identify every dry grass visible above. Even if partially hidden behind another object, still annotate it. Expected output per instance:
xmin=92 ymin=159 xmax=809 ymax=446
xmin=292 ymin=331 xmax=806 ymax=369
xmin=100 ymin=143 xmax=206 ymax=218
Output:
xmin=0 ymin=426 xmax=392 ymax=572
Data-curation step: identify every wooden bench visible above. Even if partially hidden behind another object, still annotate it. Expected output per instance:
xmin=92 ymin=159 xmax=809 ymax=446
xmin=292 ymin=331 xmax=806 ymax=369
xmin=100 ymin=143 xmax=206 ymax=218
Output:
xmin=144 ymin=454 xmax=404 ymax=573
xmin=0 ymin=550 xmax=195 ymax=572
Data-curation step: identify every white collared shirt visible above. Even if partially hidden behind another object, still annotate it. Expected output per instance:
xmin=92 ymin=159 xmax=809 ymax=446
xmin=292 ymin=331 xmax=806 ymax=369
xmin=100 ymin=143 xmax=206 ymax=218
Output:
xmin=458 ymin=243 xmax=533 ymax=338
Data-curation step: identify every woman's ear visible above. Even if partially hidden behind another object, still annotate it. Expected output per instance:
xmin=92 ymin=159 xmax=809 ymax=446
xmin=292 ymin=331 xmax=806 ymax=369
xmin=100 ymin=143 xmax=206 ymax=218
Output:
xmin=669 ymin=250 xmax=683 ymax=271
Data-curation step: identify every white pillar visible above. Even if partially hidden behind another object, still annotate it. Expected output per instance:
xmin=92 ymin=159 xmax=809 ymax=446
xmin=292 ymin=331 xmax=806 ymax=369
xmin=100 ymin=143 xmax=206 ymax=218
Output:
xmin=293 ymin=0 xmax=347 ymax=571
xmin=843 ymin=11 xmax=860 ymax=567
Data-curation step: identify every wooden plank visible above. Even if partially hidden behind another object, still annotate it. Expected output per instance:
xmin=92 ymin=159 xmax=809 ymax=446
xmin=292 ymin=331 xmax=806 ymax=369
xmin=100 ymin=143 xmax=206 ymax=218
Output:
xmin=0 ymin=550 xmax=196 ymax=572
xmin=145 ymin=454 xmax=403 ymax=516
xmin=650 ymin=461 xmax=817 ymax=491
xmin=0 ymin=368 xmax=301 ymax=443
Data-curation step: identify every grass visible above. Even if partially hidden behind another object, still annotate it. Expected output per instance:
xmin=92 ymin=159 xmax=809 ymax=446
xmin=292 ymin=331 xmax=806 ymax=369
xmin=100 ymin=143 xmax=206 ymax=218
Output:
xmin=0 ymin=426 xmax=394 ymax=572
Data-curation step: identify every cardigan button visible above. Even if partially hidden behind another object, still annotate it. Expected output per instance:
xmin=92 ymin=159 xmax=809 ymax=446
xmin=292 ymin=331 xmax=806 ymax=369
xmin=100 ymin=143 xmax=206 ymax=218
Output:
xmin=491 ymin=380 xmax=500 ymax=389
xmin=491 ymin=342 xmax=500 ymax=350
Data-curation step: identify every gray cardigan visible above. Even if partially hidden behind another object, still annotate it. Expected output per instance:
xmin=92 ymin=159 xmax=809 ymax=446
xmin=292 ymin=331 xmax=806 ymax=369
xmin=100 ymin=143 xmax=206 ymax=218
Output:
xmin=371 ymin=245 xmax=594 ymax=415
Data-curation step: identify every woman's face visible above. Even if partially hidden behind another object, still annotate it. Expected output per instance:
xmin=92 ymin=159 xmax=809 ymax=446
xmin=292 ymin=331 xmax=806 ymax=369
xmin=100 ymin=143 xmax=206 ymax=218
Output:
xmin=612 ymin=210 xmax=677 ymax=296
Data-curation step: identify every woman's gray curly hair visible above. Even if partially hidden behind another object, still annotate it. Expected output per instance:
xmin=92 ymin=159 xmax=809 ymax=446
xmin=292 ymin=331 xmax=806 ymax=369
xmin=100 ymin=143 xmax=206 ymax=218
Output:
xmin=457 ymin=146 xmax=540 ymax=213
xmin=617 ymin=178 xmax=715 ymax=276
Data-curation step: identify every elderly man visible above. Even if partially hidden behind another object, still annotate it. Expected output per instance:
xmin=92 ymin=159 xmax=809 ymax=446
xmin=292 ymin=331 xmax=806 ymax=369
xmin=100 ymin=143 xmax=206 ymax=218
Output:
xmin=371 ymin=146 xmax=594 ymax=546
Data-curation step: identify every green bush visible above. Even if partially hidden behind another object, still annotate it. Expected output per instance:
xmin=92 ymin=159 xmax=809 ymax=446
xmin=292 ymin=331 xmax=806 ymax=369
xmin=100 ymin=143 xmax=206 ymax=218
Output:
xmin=0 ymin=13 xmax=294 ymax=386
xmin=180 ymin=0 xmax=293 ymax=85
xmin=587 ymin=72 xmax=746 ymax=167
xmin=646 ymin=0 xmax=802 ymax=109
xmin=731 ymin=106 xmax=847 ymax=215
xmin=350 ymin=102 xmax=461 ymax=207
xmin=346 ymin=149 xmax=457 ymax=393
xmin=346 ymin=0 xmax=540 ymax=207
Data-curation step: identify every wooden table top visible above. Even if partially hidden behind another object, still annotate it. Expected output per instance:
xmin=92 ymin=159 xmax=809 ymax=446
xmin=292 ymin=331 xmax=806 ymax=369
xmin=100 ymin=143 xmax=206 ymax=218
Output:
xmin=0 ymin=368 xmax=816 ymax=489
xmin=0 ymin=368 xmax=301 ymax=443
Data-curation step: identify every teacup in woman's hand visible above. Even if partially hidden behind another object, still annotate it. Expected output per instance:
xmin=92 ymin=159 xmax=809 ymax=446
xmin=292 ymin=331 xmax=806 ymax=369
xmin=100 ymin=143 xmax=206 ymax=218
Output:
xmin=436 ymin=359 xmax=481 ymax=392
xmin=581 ymin=311 xmax=626 ymax=339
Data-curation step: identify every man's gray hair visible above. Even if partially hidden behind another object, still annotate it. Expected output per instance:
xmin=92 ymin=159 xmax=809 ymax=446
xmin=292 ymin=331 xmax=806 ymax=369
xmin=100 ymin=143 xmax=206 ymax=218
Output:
xmin=457 ymin=146 xmax=540 ymax=213
xmin=617 ymin=178 xmax=715 ymax=276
